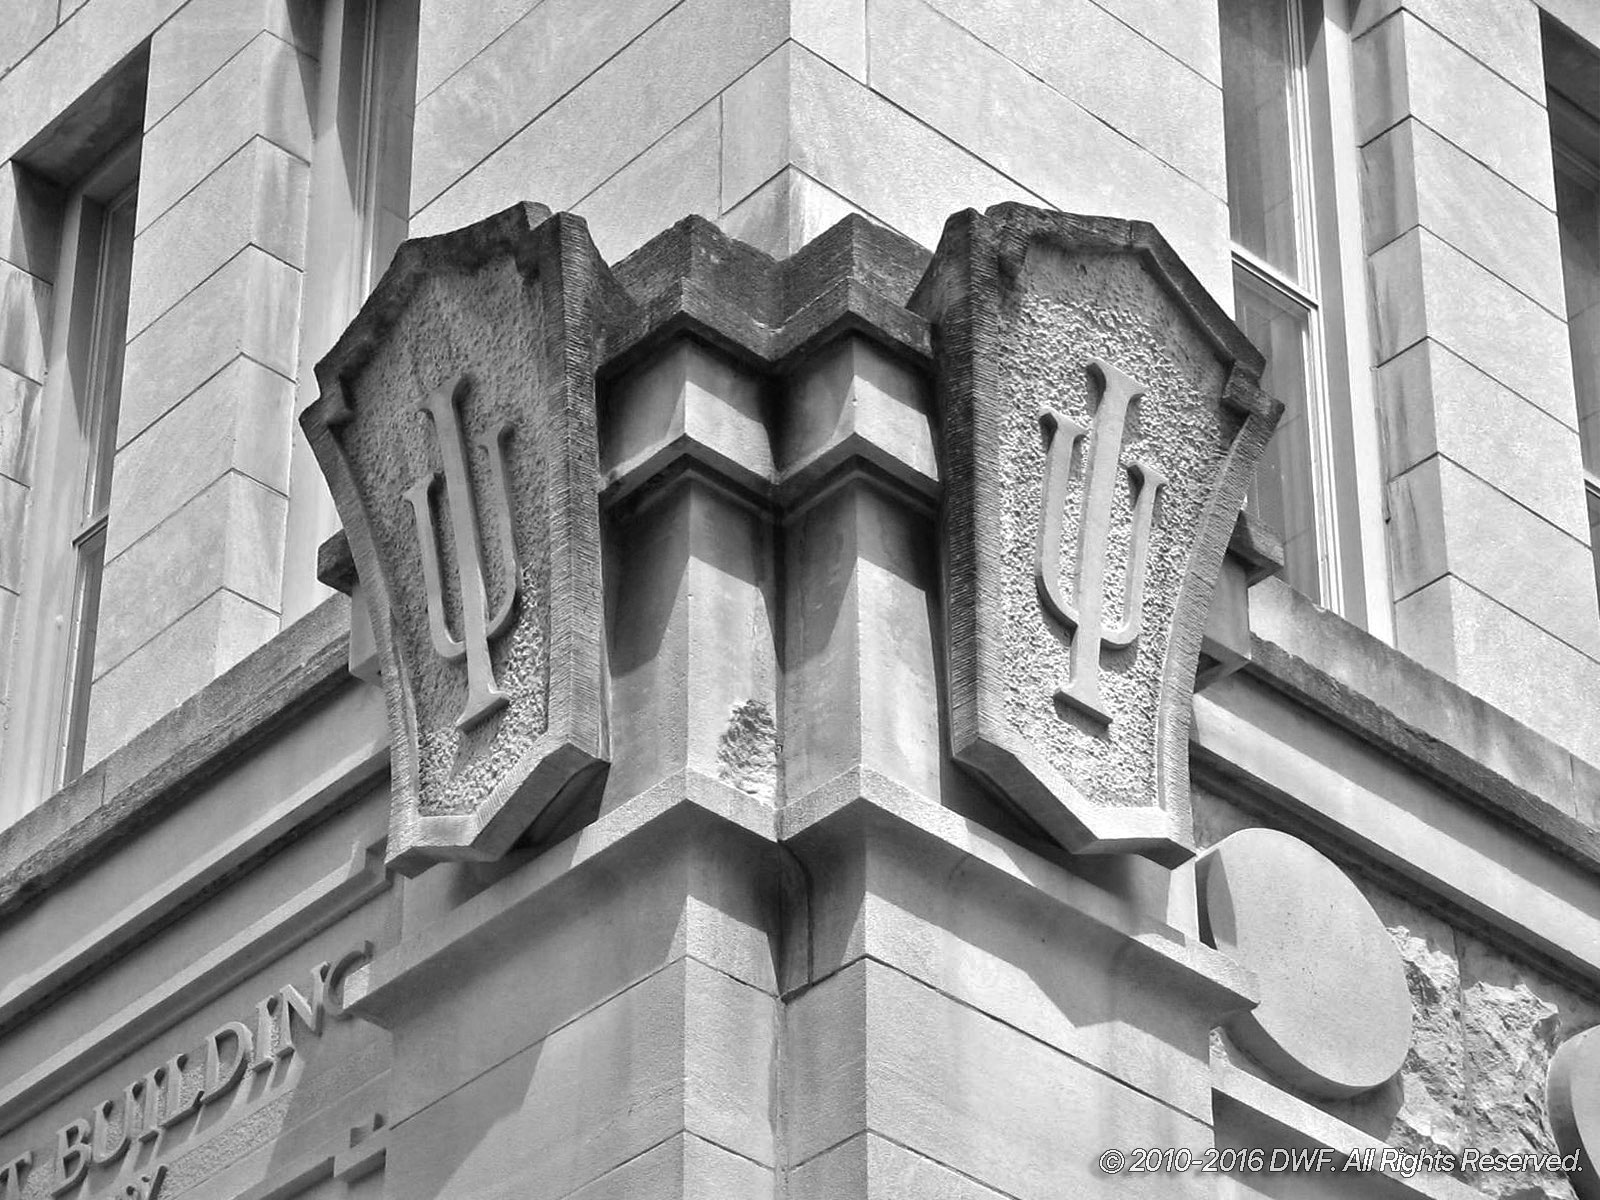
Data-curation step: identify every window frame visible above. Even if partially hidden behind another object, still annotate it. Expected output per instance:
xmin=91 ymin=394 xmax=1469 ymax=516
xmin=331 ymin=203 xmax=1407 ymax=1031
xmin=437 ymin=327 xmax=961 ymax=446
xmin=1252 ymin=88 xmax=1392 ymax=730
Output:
xmin=1221 ymin=0 xmax=1391 ymax=638
xmin=0 ymin=140 xmax=140 ymax=815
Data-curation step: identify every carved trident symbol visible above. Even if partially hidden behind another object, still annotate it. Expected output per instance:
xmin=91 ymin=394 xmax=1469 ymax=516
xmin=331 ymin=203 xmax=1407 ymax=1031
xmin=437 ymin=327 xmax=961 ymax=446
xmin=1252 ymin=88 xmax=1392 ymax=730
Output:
xmin=404 ymin=377 xmax=520 ymax=732
xmin=1035 ymin=359 xmax=1166 ymax=725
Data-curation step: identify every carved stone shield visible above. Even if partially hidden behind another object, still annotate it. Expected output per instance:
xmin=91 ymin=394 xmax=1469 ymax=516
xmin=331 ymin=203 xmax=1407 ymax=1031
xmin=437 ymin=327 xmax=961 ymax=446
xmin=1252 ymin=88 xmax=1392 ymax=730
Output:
xmin=911 ymin=205 xmax=1281 ymax=865
xmin=303 ymin=204 xmax=616 ymax=872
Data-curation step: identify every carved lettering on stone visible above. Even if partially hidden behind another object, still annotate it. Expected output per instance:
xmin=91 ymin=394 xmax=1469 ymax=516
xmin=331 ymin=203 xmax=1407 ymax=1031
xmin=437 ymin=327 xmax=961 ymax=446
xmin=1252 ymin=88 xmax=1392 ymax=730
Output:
xmin=404 ymin=377 xmax=519 ymax=731
xmin=1035 ymin=359 xmax=1166 ymax=725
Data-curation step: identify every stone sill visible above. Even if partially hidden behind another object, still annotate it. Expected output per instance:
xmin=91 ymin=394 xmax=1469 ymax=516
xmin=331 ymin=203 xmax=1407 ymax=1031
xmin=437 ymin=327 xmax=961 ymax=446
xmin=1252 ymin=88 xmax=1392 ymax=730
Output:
xmin=0 ymin=593 xmax=354 ymax=923
xmin=1240 ymin=575 xmax=1600 ymax=864
xmin=2 ymin=570 xmax=1598 ymax=929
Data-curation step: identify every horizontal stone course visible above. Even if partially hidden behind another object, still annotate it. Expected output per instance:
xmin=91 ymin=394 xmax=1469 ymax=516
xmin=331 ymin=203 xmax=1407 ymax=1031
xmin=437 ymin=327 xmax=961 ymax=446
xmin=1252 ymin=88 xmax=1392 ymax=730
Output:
xmin=411 ymin=0 xmax=785 ymax=238
xmin=1387 ymin=454 xmax=1600 ymax=658
xmin=137 ymin=30 xmax=314 ymax=233
xmin=856 ymin=7 xmax=1229 ymax=295
xmin=571 ymin=101 xmax=720 ymax=264
xmin=127 ymin=136 xmax=308 ymax=338
xmin=144 ymin=0 xmax=318 ymax=129
xmin=84 ymin=587 xmax=280 ymax=767
xmin=1374 ymin=340 xmax=1588 ymax=541
xmin=1394 ymin=576 xmax=1600 ymax=766
xmin=0 ymin=259 xmax=49 ymax=383
xmin=410 ymin=0 xmax=679 ymax=210
xmin=106 ymin=356 xmax=292 ymax=559
xmin=119 ymin=245 xmax=300 ymax=447
xmin=1353 ymin=10 xmax=1554 ymax=207
xmin=0 ymin=364 xmax=38 ymax=485
xmin=1368 ymin=227 xmax=1576 ymax=429
xmin=918 ymin=0 xmax=1226 ymax=198
xmin=1362 ymin=119 xmax=1564 ymax=316
xmin=1350 ymin=0 xmax=1544 ymax=101
xmin=97 ymin=472 xmax=287 ymax=674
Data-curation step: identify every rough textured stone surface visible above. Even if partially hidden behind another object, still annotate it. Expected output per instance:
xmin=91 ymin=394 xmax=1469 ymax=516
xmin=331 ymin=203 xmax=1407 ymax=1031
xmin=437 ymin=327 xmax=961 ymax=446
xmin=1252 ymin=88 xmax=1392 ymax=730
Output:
xmin=306 ymin=204 xmax=614 ymax=870
xmin=1194 ymin=788 xmax=1600 ymax=1200
xmin=910 ymin=205 xmax=1277 ymax=863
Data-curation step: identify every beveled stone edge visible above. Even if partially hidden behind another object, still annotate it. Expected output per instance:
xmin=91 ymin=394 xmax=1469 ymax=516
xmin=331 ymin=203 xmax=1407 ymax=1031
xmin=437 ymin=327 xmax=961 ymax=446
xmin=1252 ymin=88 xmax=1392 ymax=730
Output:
xmin=1211 ymin=1055 xmax=1482 ymax=1200
xmin=1238 ymin=577 xmax=1600 ymax=869
xmin=0 ymin=593 xmax=358 ymax=924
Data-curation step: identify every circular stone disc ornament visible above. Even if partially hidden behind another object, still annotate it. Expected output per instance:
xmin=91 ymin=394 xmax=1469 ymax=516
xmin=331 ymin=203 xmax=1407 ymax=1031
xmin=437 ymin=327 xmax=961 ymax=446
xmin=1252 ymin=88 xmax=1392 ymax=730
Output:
xmin=1548 ymin=1026 xmax=1600 ymax=1199
xmin=1197 ymin=828 xmax=1412 ymax=1098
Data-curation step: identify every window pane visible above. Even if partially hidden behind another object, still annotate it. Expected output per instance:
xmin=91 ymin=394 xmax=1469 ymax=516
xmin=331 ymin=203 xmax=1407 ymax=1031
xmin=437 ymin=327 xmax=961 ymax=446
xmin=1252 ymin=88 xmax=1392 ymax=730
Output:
xmin=80 ymin=186 xmax=136 ymax=521
xmin=1238 ymin=272 xmax=1320 ymax=604
xmin=60 ymin=526 xmax=106 ymax=783
xmin=1220 ymin=0 xmax=1302 ymax=280
xmin=1555 ymin=150 xmax=1600 ymax=471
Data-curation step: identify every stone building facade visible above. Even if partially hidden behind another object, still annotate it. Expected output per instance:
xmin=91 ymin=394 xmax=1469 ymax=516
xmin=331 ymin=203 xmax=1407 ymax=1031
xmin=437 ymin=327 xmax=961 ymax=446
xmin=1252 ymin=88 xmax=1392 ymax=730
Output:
xmin=2 ymin=0 xmax=1600 ymax=1198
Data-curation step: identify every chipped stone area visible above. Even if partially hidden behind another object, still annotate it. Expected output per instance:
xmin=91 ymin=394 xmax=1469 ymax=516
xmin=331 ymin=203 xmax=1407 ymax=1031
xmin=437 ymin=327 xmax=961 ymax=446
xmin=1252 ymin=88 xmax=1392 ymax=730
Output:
xmin=716 ymin=699 xmax=777 ymax=804
xmin=1193 ymin=787 xmax=1598 ymax=1200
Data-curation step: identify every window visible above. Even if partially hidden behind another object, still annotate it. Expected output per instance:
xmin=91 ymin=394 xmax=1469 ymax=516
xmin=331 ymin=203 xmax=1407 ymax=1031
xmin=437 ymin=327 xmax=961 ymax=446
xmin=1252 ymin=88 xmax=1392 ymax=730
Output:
xmin=1546 ymin=19 xmax=1600 ymax=598
xmin=0 ymin=142 xmax=138 ymax=808
xmin=1219 ymin=0 xmax=1389 ymax=635
xmin=280 ymin=0 xmax=420 ymax=624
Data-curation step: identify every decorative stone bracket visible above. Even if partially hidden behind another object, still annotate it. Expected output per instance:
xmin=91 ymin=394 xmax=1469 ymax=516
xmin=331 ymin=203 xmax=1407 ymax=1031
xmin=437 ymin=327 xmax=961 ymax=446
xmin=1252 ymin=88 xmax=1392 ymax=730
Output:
xmin=304 ymin=201 xmax=1279 ymax=873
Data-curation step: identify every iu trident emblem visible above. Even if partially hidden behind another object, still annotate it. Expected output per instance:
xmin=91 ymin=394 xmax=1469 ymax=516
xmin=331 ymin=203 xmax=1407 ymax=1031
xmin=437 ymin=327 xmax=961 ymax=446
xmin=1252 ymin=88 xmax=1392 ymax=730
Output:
xmin=1035 ymin=359 xmax=1166 ymax=725
xmin=404 ymin=376 xmax=520 ymax=731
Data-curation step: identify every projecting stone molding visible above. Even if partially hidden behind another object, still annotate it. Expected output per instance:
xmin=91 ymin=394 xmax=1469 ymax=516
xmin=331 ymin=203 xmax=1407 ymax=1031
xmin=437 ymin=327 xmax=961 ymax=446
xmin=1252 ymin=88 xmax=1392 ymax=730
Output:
xmin=305 ymin=201 xmax=1279 ymax=873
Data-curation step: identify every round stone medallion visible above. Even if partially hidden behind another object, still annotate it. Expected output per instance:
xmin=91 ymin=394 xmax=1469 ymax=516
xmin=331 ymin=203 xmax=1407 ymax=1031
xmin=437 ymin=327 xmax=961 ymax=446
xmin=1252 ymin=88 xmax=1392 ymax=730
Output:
xmin=1197 ymin=827 xmax=1412 ymax=1098
xmin=1548 ymin=1026 xmax=1600 ymax=1198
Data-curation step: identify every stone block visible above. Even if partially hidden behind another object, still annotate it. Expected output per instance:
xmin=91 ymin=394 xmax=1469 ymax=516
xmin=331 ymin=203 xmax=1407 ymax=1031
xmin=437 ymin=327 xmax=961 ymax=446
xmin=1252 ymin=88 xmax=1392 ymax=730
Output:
xmin=0 ymin=0 xmax=53 ymax=77
xmin=1093 ymin=0 xmax=1220 ymax=84
xmin=790 ymin=1132 xmax=1012 ymax=1199
xmin=783 ymin=483 xmax=942 ymax=802
xmin=1353 ymin=11 xmax=1554 ymax=206
xmin=376 ymin=826 xmax=775 ymax=1124
xmin=604 ymin=481 xmax=779 ymax=807
xmin=83 ymin=588 xmax=279 ymax=767
xmin=0 ymin=476 xmax=24 ymax=592
xmin=784 ymin=47 xmax=1048 ymax=251
xmin=145 ymin=0 xmax=317 ymax=128
xmin=572 ymin=101 xmax=720 ymax=264
xmin=106 ymin=356 xmax=293 ymax=559
xmin=96 ymin=473 xmax=287 ymax=675
xmin=414 ymin=0 xmax=532 ymax=99
xmin=138 ymin=31 xmax=316 ymax=232
xmin=410 ymin=0 xmax=784 ymax=238
xmin=793 ymin=808 xmax=1226 ymax=1121
xmin=1394 ymin=576 xmax=1600 ymax=765
xmin=127 ymin=137 xmax=309 ymax=338
xmin=384 ymin=958 xmax=772 ymax=1200
xmin=793 ymin=0 xmax=866 ymax=81
xmin=0 ymin=165 xmax=62 ymax=279
xmin=848 ymin=15 xmax=1230 ymax=295
xmin=0 ymin=583 xmax=16 ymax=697
xmin=1350 ymin=0 xmax=1544 ymax=101
xmin=1388 ymin=456 xmax=1600 ymax=657
xmin=919 ymin=0 xmax=1227 ymax=199
xmin=785 ymin=960 xmax=1216 ymax=1197
xmin=119 ymin=246 xmax=301 ymax=447
xmin=1375 ymin=340 xmax=1588 ymax=540
xmin=0 ymin=258 xmax=50 ymax=384
xmin=0 ymin=0 xmax=183 ymax=163
xmin=720 ymin=46 xmax=790 ymax=211
xmin=565 ymin=1133 xmax=773 ymax=1200
xmin=1368 ymin=228 xmax=1576 ymax=427
xmin=720 ymin=166 xmax=871 ymax=260
xmin=1362 ymin=119 xmax=1565 ymax=315
xmin=409 ymin=0 xmax=679 ymax=210
xmin=0 ymin=365 xmax=39 ymax=485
